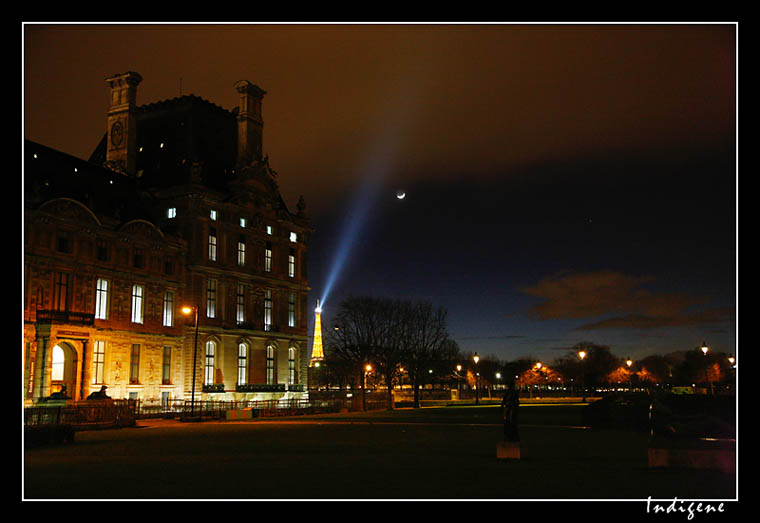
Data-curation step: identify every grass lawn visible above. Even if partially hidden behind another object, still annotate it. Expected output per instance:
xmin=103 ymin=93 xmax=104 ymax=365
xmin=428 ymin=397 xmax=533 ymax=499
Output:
xmin=23 ymin=404 xmax=736 ymax=500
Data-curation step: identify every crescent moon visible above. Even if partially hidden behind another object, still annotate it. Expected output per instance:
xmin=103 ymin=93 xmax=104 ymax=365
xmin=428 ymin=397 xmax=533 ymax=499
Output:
xmin=396 ymin=191 xmax=406 ymax=200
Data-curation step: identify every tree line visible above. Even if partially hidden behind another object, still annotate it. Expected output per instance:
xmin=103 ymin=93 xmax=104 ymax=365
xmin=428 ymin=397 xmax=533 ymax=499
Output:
xmin=311 ymin=296 xmax=736 ymax=405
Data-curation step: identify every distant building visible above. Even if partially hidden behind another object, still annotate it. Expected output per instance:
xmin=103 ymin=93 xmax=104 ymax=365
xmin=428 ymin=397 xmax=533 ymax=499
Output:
xmin=24 ymin=73 xmax=312 ymax=406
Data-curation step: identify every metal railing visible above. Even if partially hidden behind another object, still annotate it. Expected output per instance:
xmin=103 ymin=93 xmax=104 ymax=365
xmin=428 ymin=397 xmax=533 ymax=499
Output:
xmin=25 ymin=393 xmax=392 ymax=428
xmin=24 ymin=399 xmax=137 ymax=428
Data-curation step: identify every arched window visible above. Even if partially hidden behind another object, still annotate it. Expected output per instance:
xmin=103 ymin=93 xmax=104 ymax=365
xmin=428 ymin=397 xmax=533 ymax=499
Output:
xmin=51 ymin=345 xmax=65 ymax=381
xmin=237 ymin=342 xmax=248 ymax=385
xmin=204 ymin=341 xmax=216 ymax=385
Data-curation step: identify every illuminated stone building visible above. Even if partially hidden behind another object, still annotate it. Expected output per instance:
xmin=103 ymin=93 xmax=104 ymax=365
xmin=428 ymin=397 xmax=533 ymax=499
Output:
xmin=24 ymin=72 xmax=311 ymax=406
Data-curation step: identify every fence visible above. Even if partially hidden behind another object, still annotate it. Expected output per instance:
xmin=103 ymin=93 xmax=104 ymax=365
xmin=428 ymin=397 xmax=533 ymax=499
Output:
xmin=25 ymin=400 xmax=137 ymax=427
xmin=24 ymin=399 xmax=137 ymax=446
xmin=24 ymin=392 xmax=392 ymax=431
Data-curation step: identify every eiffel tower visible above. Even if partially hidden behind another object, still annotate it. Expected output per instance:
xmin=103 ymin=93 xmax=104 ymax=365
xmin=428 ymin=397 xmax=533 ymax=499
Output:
xmin=309 ymin=299 xmax=325 ymax=367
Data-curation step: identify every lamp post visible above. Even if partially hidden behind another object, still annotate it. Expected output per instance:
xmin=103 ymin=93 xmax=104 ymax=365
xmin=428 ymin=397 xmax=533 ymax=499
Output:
xmin=181 ymin=305 xmax=199 ymax=417
xmin=701 ymin=342 xmax=712 ymax=396
xmin=626 ymin=357 xmax=633 ymax=392
xmin=363 ymin=363 xmax=372 ymax=411
xmin=473 ymin=353 xmax=480 ymax=405
xmin=456 ymin=364 xmax=463 ymax=393
xmin=578 ymin=350 xmax=587 ymax=402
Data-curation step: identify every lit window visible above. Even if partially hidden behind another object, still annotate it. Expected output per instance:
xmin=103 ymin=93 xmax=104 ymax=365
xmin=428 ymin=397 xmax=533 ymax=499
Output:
xmin=95 ymin=278 xmax=109 ymax=320
xmin=163 ymin=290 xmax=175 ymax=327
xmin=167 ymin=207 xmax=176 ymax=219
xmin=238 ymin=343 xmax=248 ymax=386
xmin=236 ymin=284 xmax=245 ymax=325
xmin=265 ymin=243 xmax=272 ymax=272
xmin=289 ymin=232 xmax=297 ymax=243
xmin=131 ymin=284 xmax=144 ymax=324
xmin=266 ymin=225 xmax=272 ymax=235
xmin=208 ymin=228 xmax=217 ymax=261
xmin=240 ymin=217 xmax=247 ymax=228
xmin=92 ymin=341 xmax=106 ymax=385
xmin=266 ymin=344 xmax=275 ymax=384
xmin=205 ymin=341 xmax=216 ymax=386
xmin=288 ymin=248 xmax=295 ymax=278
xmin=210 ymin=209 xmax=217 ymax=221
xmin=52 ymin=345 xmax=65 ymax=381
xmin=237 ymin=238 xmax=246 ymax=266
xmin=288 ymin=293 xmax=295 ymax=327
xmin=264 ymin=289 xmax=272 ymax=331
xmin=206 ymin=279 xmax=216 ymax=318
xmin=288 ymin=347 xmax=296 ymax=385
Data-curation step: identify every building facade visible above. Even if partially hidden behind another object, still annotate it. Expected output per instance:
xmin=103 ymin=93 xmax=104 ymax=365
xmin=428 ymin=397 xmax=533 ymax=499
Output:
xmin=24 ymin=73 xmax=311 ymax=407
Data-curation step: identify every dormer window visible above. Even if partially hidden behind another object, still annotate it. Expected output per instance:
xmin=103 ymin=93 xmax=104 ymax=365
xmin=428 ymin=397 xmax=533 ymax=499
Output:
xmin=210 ymin=209 xmax=217 ymax=221
xmin=167 ymin=207 xmax=176 ymax=219
xmin=289 ymin=232 xmax=297 ymax=243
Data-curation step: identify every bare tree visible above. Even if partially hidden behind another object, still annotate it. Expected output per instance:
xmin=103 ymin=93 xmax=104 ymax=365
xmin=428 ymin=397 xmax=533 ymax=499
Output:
xmin=327 ymin=296 xmax=384 ymax=409
xmin=370 ymin=298 xmax=412 ymax=409
xmin=402 ymin=301 xmax=452 ymax=408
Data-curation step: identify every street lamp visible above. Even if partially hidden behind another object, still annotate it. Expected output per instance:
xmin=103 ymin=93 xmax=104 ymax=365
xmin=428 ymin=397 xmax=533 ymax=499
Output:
xmin=362 ymin=363 xmax=372 ymax=411
xmin=626 ymin=357 xmax=633 ymax=392
xmin=456 ymin=364 xmax=463 ymax=392
xmin=700 ymin=342 xmax=712 ymax=396
xmin=181 ymin=305 xmax=199 ymax=417
xmin=473 ymin=353 xmax=480 ymax=405
xmin=578 ymin=350 xmax=587 ymax=402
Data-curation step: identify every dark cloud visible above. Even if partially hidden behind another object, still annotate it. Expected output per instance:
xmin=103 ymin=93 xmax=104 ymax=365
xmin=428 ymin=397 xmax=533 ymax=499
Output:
xmin=575 ymin=307 xmax=735 ymax=331
xmin=520 ymin=270 xmax=733 ymax=330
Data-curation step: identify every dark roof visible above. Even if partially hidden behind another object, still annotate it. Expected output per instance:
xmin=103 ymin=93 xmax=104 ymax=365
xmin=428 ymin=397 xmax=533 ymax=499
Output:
xmin=25 ymin=140 xmax=157 ymax=225
xmin=90 ymin=94 xmax=239 ymax=191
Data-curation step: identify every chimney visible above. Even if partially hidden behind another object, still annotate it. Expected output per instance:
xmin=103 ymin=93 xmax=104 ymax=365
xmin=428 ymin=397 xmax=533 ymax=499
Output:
xmin=105 ymin=71 xmax=142 ymax=176
xmin=234 ymin=80 xmax=266 ymax=167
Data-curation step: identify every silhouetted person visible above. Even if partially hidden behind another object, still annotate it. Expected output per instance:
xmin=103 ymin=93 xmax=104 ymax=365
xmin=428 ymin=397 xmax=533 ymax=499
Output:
xmin=501 ymin=381 xmax=520 ymax=441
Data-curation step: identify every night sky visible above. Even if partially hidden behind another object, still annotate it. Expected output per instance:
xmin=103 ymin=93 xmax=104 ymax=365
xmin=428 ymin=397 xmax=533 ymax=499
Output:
xmin=23 ymin=23 xmax=737 ymax=363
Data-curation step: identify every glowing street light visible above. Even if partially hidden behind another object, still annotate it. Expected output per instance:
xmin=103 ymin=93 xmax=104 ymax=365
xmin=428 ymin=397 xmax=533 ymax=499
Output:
xmin=473 ymin=352 xmax=480 ymax=405
xmin=578 ymin=349 xmax=587 ymax=402
xmin=181 ymin=305 xmax=199 ymax=417
xmin=700 ymin=342 xmax=713 ymax=395
xmin=626 ymin=357 xmax=633 ymax=392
